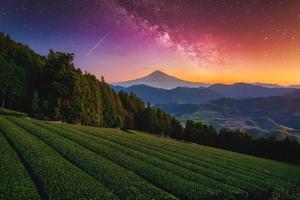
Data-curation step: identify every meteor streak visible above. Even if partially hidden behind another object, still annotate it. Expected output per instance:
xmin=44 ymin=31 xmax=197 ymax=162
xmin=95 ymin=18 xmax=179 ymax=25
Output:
xmin=86 ymin=32 xmax=110 ymax=56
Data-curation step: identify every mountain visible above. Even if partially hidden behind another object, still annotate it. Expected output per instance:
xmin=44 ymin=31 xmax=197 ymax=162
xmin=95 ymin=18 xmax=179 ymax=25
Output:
xmin=156 ymin=96 xmax=300 ymax=141
xmin=112 ymin=84 xmax=223 ymax=104
xmin=113 ymin=82 xmax=295 ymax=105
xmin=208 ymin=83 xmax=293 ymax=99
xmin=113 ymin=70 xmax=208 ymax=89
xmin=113 ymin=71 xmax=294 ymax=102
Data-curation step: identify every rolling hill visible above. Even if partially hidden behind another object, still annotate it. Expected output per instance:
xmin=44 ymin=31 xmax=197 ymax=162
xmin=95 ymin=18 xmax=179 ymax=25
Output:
xmin=1 ymin=112 xmax=300 ymax=199
xmin=113 ymin=70 xmax=208 ymax=89
xmin=157 ymin=96 xmax=300 ymax=141
xmin=204 ymin=97 xmax=300 ymax=129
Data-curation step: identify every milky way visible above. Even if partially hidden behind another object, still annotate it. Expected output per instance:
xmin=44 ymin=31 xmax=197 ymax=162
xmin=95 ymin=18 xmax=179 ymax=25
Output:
xmin=1 ymin=0 xmax=300 ymax=85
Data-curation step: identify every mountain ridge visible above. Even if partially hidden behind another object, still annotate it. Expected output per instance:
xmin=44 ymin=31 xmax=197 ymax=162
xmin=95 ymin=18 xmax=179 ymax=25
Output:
xmin=112 ymin=84 xmax=223 ymax=104
xmin=208 ymin=82 xmax=294 ymax=98
xmin=114 ymin=70 xmax=300 ymax=91
xmin=113 ymin=70 xmax=208 ymax=89
xmin=113 ymin=83 xmax=295 ymax=105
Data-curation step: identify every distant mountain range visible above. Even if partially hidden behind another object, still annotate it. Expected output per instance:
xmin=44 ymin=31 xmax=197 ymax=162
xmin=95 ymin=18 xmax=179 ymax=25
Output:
xmin=113 ymin=70 xmax=299 ymax=90
xmin=113 ymin=82 xmax=295 ymax=105
xmin=113 ymin=70 xmax=208 ymax=89
xmin=113 ymin=70 xmax=297 ymax=104
xmin=156 ymin=93 xmax=300 ymax=141
xmin=208 ymin=83 xmax=294 ymax=99
xmin=113 ymin=71 xmax=300 ymax=140
xmin=113 ymin=84 xmax=222 ymax=104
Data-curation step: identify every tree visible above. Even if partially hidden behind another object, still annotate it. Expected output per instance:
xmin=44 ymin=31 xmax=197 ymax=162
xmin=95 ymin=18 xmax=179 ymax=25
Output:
xmin=0 ymin=33 xmax=44 ymax=111
xmin=170 ymin=117 xmax=183 ymax=139
xmin=31 ymin=90 xmax=40 ymax=116
xmin=123 ymin=111 xmax=135 ymax=129
xmin=100 ymin=76 xmax=124 ymax=127
xmin=0 ymin=58 xmax=13 ymax=108
xmin=43 ymin=50 xmax=78 ymax=122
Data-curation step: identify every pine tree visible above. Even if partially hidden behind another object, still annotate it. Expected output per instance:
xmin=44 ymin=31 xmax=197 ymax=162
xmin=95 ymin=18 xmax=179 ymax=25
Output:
xmin=31 ymin=90 xmax=40 ymax=116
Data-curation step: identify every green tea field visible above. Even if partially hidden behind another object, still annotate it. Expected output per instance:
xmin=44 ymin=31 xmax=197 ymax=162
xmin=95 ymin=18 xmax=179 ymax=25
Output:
xmin=1 ymin=114 xmax=300 ymax=200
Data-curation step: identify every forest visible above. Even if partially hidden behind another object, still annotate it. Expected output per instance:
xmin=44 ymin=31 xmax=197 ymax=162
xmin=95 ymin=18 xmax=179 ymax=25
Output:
xmin=1 ymin=32 xmax=299 ymax=164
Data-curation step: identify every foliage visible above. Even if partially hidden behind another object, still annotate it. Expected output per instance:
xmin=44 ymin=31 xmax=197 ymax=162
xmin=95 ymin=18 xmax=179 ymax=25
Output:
xmin=31 ymin=91 xmax=40 ymax=116
xmin=177 ymin=120 xmax=300 ymax=165
xmin=215 ymin=128 xmax=300 ymax=164
xmin=53 ymin=123 xmax=246 ymax=199
xmin=100 ymin=77 xmax=124 ymax=127
xmin=10 ymin=116 xmax=172 ymax=199
xmin=118 ymin=91 xmax=183 ymax=136
xmin=29 ymin=119 xmax=223 ymax=199
xmin=0 ymin=107 xmax=28 ymax=118
xmin=0 ymin=116 xmax=116 ymax=200
xmin=2 ymin=115 xmax=300 ymax=199
xmin=0 ymin=33 xmax=44 ymax=112
xmin=0 ymin=131 xmax=39 ymax=199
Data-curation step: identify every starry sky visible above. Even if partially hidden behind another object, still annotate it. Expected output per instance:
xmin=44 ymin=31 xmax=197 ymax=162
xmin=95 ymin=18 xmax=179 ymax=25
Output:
xmin=1 ymin=0 xmax=300 ymax=85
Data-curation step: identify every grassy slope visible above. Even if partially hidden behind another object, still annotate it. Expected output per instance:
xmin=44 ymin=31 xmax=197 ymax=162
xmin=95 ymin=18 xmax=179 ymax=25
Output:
xmin=0 ymin=108 xmax=28 ymax=118
xmin=0 ymin=113 xmax=299 ymax=199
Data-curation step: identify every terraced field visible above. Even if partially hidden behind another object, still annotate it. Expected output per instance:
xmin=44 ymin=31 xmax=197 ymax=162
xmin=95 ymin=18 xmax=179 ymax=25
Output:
xmin=1 ymin=114 xmax=300 ymax=199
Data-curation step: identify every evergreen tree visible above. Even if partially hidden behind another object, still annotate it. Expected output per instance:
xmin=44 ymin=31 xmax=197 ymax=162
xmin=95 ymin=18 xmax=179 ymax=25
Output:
xmin=0 ymin=57 xmax=13 ymax=108
xmin=100 ymin=76 xmax=123 ymax=127
xmin=31 ymin=90 xmax=40 ymax=116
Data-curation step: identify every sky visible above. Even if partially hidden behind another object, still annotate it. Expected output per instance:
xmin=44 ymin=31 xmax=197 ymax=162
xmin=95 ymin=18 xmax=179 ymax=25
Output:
xmin=1 ymin=0 xmax=300 ymax=86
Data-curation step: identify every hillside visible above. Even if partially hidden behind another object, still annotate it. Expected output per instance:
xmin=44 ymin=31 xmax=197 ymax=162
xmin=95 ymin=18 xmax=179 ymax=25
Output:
xmin=157 ymin=96 xmax=300 ymax=141
xmin=113 ymin=70 xmax=208 ymax=89
xmin=1 ymin=114 xmax=300 ymax=199
xmin=206 ymin=97 xmax=300 ymax=130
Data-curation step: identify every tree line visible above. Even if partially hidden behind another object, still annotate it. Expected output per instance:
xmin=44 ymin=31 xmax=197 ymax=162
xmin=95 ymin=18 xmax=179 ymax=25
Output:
xmin=179 ymin=120 xmax=300 ymax=164
xmin=1 ymin=32 xmax=299 ymax=165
